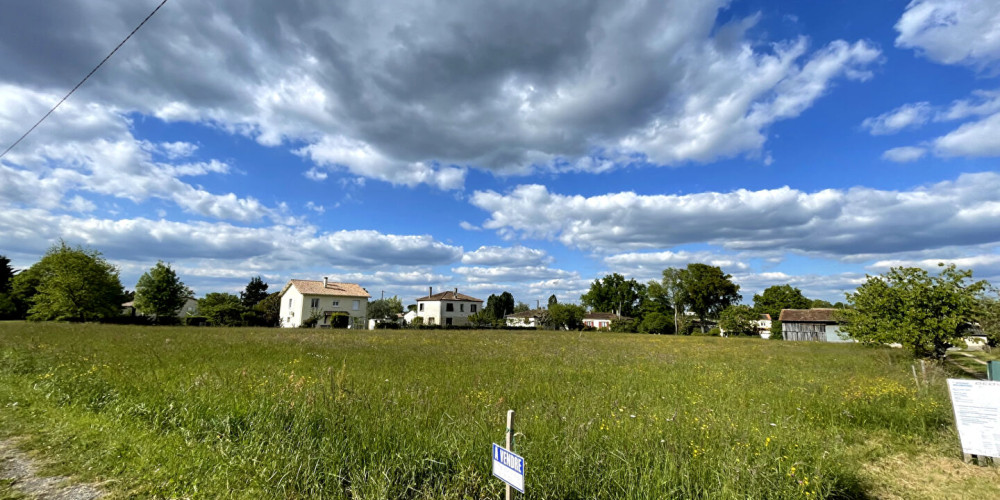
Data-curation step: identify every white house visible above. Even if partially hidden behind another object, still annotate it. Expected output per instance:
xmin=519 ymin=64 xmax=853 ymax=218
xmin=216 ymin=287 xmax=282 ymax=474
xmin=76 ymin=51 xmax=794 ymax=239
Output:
xmin=583 ymin=312 xmax=624 ymax=330
xmin=505 ymin=309 xmax=544 ymax=328
xmin=415 ymin=287 xmax=483 ymax=327
xmin=279 ymin=278 xmax=370 ymax=329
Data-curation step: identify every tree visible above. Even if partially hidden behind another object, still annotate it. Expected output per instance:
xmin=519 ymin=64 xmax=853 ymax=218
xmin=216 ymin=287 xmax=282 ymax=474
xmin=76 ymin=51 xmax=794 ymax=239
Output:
xmin=659 ymin=268 xmax=687 ymax=334
xmin=9 ymin=264 xmax=43 ymax=319
xmin=546 ymin=303 xmax=586 ymax=330
xmin=134 ymin=261 xmax=191 ymax=322
xmin=580 ymin=273 xmax=645 ymax=318
xmin=24 ymin=242 xmax=124 ymax=322
xmin=0 ymin=255 xmax=16 ymax=292
xmin=486 ymin=291 xmax=515 ymax=320
xmin=840 ymin=264 xmax=987 ymax=359
xmin=639 ymin=312 xmax=672 ymax=334
xmin=252 ymin=291 xmax=282 ymax=327
xmin=369 ymin=296 xmax=404 ymax=323
xmin=547 ymin=294 xmax=558 ymax=308
xmin=718 ymin=305 xmax=759 ymax=336
xmin=198 ymin=293 xmax=245 ymax=326
xmin=513 ymin=302 xmax=530 ymax=314
xmin=642 ymin=281 xmax=672 ymax=318
xmin=977 ymin=291 xmax=1000 ymax=347
xmin=467 ymin=309 xmax=497 ymax=328
xmin=240 ymin=276 xmax=269 ymax=308
xmin=0 ymin=255 xmax=16 ymax=319
xmin=753 ymin=285 xmax=810 ymax=320
xmin=679 ymin=264 xmax=741 ymax=333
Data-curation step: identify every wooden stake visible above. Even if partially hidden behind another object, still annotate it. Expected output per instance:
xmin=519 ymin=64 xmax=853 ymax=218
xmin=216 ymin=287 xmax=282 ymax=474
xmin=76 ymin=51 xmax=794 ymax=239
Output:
xmin=506 ymin=409 xmax=515 ymax=500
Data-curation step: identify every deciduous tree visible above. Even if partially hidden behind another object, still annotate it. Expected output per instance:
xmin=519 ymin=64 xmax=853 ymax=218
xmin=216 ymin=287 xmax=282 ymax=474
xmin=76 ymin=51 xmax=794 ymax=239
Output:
xmin=546 ymin=303 xmax=585 ymax=330
xmin=134 ymin=261 xmax=192 ymax=322
xmin=639 ymin=312 xmax=671 ymax=334
xmin=252 ymin=291 xmax=282 ymax=327
xmin=840 ymin=264 xmax=987 ymax=359
xmin=198 ymin=292 xmax=245 ymax=326
xmin=718 ymin=305 xmax=759 ymax=336
xmin=24 ymin=242 xmax=124 ymax=322
xmin=580 ymin=273 xmax=644 ymax=318
xmin=679 ymin=264 xmax=741 ymax=333
xmin=369 ymin=296 xmax=404 ymax=322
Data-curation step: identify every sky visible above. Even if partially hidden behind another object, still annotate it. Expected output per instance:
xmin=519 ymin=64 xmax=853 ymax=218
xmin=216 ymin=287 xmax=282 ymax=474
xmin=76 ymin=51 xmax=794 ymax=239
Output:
xmin=1 ymin=0 xmax=999 ymax=307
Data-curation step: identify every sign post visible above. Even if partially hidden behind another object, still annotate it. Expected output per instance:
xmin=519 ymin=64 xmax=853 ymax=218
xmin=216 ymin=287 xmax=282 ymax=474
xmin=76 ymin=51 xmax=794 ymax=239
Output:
xmin=492 ymin=409 xmax=525 ymax=497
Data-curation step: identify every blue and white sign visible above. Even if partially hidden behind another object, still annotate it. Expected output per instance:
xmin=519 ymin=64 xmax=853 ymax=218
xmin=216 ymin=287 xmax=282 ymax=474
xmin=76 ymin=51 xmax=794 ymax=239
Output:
xmin=492 ymin=443 xmax=525 ymax=493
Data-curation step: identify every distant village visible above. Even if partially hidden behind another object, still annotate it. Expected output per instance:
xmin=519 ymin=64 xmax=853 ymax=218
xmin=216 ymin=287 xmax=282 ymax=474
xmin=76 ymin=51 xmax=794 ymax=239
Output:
xmin=3 ymin=246 xmax=993 ymax=354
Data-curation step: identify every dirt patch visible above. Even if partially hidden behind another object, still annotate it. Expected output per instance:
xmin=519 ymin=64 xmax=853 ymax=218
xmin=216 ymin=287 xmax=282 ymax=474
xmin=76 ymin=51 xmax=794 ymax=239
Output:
xmin=862 ymin=452 xmax=1000 ymax=500
xmin=0 ymin=440 xmax=103 ymax=500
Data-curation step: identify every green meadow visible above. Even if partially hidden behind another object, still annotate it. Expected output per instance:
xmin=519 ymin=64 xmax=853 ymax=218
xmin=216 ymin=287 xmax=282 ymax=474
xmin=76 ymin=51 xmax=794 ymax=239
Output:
xmin=0 ymin=323 xmax=997 ymax=499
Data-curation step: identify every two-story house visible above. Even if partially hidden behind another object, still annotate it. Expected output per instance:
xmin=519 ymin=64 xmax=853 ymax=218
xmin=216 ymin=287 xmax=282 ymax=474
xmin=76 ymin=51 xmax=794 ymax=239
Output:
xmin=415 ymin=287 xmax=483 ymax=326
xmin=279 ymin=278 xmax=370 ymax=329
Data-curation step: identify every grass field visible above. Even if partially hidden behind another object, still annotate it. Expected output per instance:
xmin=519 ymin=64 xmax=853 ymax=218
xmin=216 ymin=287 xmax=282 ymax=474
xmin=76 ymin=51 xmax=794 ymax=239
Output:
xmin=0 ymin=322 xmax=997 ymax=499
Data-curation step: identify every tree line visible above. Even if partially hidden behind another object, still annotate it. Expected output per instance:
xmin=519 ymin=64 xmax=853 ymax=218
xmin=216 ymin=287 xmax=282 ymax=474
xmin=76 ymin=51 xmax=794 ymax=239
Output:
xmin=0 ymin=243 xmax=280 ymax=326
xmin=2 ymin=243 xmax=998 ymax=360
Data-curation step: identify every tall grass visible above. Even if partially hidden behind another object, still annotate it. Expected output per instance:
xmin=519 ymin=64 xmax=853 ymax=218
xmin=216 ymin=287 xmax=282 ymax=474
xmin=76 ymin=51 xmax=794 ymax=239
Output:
xmin=0 ymin=323 xmax=958 ymax=498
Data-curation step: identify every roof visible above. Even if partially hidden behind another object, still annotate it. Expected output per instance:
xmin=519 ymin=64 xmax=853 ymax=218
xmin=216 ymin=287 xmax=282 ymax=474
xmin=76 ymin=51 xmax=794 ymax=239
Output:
xmin=779 ymin=308 xmax=839 ymax=323
xmin=282 ymin=279 xmax=371 ymax=298
xmin=585 ymin=312 xmax=631 ymax=321
xmin=416 ymin=290 xmax=483 ymax=302
xmin=506 ymin=309 xmax=545 ymax=319
xmin=759 ymin=313 xmax=771 ymax=321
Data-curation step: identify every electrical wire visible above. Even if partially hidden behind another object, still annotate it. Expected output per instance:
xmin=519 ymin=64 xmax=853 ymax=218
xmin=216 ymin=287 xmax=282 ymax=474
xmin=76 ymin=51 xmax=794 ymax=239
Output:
xmin=0 ymin=0 xmax=170 ymax=161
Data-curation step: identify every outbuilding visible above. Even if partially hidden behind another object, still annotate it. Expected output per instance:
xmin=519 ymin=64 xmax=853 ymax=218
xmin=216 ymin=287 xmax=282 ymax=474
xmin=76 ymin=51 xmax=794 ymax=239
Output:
xmin=779 ymin=308 xmax=850 ymax=342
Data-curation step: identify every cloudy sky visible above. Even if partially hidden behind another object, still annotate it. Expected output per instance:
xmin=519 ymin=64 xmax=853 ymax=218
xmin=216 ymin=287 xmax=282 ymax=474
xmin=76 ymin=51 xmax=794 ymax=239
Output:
xmin=2 ymin=0 xmax=998 ymax=305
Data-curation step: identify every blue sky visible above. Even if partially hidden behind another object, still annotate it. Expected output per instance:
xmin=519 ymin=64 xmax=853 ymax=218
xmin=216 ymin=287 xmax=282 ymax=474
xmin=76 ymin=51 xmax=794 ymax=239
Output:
xmin=1 ymin=0 xmax=999 ymax=306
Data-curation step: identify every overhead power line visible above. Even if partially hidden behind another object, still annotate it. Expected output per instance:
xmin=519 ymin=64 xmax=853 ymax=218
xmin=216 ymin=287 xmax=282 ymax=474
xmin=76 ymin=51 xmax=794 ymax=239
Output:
xmin=0 ymin=0 xmax=169 ymax=161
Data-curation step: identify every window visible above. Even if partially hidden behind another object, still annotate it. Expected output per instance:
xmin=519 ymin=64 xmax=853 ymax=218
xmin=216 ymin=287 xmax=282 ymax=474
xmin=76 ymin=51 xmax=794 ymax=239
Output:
xmin=446 ymin=318 xmax=453 ymax=326
xmin=288 ymin=298 xmax=293 ymax=308
xmin=471 ymin=304 xmax=477 ymax=313
xmin=419 ymin=303 xmax=424 ymax=311
xmin=352 ymin=300 xmax=360 ymax=311
xmin=460 ymin=304 xmax=465 ymax=312
xmin=310 ymin=298 xmax=319 ymax=308
xmin=332 ymin=301 xmax=339 ymax=307
xmin=446 ymin=303 xmax=454 ymax=312
xmin=428 ymin=317 xmax=435 ymax=325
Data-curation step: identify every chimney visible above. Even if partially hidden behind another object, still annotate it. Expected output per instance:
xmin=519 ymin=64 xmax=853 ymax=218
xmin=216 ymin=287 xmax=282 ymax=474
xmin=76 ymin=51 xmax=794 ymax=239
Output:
xmin=429 ymin=286 xmax=433 ymax=297
xmin=454 ymin=287 xmax=458 ymax=296
xmin=323 ymin=277 xmax=328 ymax=288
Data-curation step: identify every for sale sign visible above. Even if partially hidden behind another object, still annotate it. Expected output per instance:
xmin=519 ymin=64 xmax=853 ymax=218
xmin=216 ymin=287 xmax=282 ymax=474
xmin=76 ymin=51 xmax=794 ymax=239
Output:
xmin=492 ymin=443 xmax=525 ymax=493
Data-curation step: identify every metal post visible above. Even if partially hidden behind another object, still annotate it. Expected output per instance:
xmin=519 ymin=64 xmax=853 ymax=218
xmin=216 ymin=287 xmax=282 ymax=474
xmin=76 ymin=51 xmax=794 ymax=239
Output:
xmin=506 ymin=409 xmax=514 ymax=500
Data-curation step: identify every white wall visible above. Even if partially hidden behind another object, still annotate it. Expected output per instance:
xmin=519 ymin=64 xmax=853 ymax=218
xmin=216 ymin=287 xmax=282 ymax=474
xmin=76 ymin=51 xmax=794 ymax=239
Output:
xmin=279 ymin=286 xmax=305 ymax=328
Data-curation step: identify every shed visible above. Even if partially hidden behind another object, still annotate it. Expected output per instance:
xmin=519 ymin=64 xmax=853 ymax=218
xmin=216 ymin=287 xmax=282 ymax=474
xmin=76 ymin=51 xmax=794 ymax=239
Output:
xmin=779 ymin=308 xmax=851 ymax=342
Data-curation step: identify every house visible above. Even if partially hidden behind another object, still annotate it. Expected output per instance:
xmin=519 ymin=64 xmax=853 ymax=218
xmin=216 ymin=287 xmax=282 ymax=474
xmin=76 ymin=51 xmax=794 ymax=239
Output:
xmin=279 ymin=277 xmax=370 ymax=329
xmin=367 ymin=310 xmax=419 ymax=330
xmin=779 ymin=308 xmax=850 ymax=342
xmin=122 ymin=296 xmax=198 ymax=319
xmin=583 ymin=312 xmax=627 ymax=330
xmin=415 ymin=287 xmax=483 ymax=326
xmin=755 ymin=313 xmax=772 ymax=338
xmin=505 ymin=309 xmax=545 ymax=328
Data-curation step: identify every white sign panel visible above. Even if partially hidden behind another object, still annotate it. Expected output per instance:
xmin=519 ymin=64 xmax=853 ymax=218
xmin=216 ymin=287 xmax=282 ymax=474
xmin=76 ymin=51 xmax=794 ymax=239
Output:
xmin=947 ymin=379 xmax=1000 ymax=458
xmin=492 ymin=443 xmax=525 ymax=493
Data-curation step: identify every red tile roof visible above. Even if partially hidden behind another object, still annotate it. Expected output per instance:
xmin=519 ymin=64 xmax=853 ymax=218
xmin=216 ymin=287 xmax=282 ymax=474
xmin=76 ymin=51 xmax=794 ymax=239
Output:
xmin=283 ymin=279 xmax=371 ymax=298
xmin=416 ymin=290 xmax=483 ymax=302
